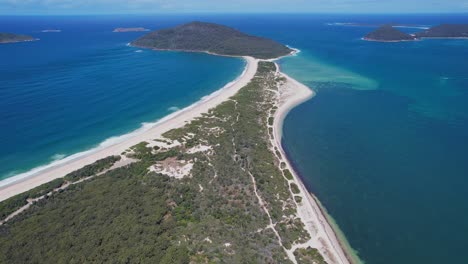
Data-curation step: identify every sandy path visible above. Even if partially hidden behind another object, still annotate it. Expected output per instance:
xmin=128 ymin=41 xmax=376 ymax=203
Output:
xmin=0 ymin=56 xmax=258 ymax=202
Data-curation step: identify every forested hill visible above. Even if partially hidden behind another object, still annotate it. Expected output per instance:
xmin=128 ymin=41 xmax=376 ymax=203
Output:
xmin=364 ymin=25 xmax=417 ymax=42
xmin=0 ymin=33 xmax=36 ymax=44
xmin=131 ymin=21 xmax=293 ymax=59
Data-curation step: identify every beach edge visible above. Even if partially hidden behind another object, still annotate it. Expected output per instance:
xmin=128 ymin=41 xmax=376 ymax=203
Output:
xmin=0 ymin=56 xmax=257 ymax=201
xmin=272 ymin=63 xmax=362 ymax=264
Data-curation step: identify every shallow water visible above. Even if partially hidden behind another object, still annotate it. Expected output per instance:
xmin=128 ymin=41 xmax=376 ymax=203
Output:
xmin=279 ymin=14 xmax=468 ymax=264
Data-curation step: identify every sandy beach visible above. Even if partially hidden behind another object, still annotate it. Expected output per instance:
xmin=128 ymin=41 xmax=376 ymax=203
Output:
xmin=271 ymin=68 xmax=353 ymax=264
xmin=0 ymin=56 xmax=257 ymax=202
xmin=0 ymin=53 xmax=353 ymax=264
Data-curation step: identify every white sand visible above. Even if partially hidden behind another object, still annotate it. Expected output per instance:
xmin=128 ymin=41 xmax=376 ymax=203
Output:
xmin=272 ymin=69 xmax=352 ymax=264
xmin=0 ymin=53 xmax=353 ymax=264
xmin=0 ymin=56 xmax=258 ymax=202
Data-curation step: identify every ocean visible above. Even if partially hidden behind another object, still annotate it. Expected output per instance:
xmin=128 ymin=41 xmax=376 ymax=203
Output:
xmin=1 ymin=14 xmax=468 ymax=264
xmin=277 ymin=14 xmax=468 ymax=264
xmin=0 ymin=15 xmax=244 ymax=181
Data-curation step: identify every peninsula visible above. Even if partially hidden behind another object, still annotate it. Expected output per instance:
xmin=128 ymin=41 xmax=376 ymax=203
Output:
xmin=0 ymin=22 xmax=355 ymax=264
xmin=0 ymin=33 xmax=37 ymax=44
xmin=363 ymin=25 xmax=417 ymax=42
xmin=113 ymin=27 xmax=149 ymax=32
xmin=131 ymin=21 xmax=293 ymax=59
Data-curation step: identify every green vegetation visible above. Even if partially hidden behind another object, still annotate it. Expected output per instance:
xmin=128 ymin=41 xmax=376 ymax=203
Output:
xmin=0 ymin=156 xmax=121 ymax=220
xmin=64 ymin=156 xmax=121 ymax=182
xmin=295 ymin=196 xmax=303 ymax=204
xmin=415 ymin=24 xmax=468 ymax=38
xmin=294 ymin=247 xmax=328 ymax=264
xmin=131 ymin=21 xmax=293 ymax=59
xmin=284 ymin=169 xmax=294 ymax=180
xmin=0 ymin=33 xmax=36 ymax=43
xmin=0 ymin=178 xmax=64 ymax=219
xmin=277 ymin=218 xmax=310 ymax=250
xmin=364 ymin=24 xmax=468 ymax=42
xmin=364 ymin=25 xmax=416 ymax=41
xmin=0 ymin=61 xmax=326 ymax=263
xmin=268 ymin=116 xmax=274 ymax=126
xmin=290 ymin=183 xmax=300 ymax=194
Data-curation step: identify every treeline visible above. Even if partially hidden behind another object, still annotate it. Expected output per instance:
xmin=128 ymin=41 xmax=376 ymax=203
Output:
xmin=0 ymin=156 xmax=120 ymax=220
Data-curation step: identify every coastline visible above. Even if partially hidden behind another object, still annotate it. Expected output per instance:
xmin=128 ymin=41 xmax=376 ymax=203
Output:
xmin=0 ymin=47 xmax=356 ymax=263
xmin=0 ymin=56 xmax=257 ymax=201
xmin=0 ymin=38 xmax=39 ymax=44
xmin=362 ymin=37 xmax=468 ymax=42
xmin=271 ymin=68 xmax=356 ymax=264
xmin=282 ymin=140 xmax=362 ymax=264
xmin=361 ymin=37 xmax=418 ymax=42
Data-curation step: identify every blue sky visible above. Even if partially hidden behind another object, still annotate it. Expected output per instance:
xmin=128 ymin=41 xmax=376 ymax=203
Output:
xmin=1 ymin=0 xmax=468 ymax=15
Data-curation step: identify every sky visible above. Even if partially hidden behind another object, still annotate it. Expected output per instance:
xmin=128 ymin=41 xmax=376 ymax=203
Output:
xmin=1 ymin=0 xmax=468 ymax=15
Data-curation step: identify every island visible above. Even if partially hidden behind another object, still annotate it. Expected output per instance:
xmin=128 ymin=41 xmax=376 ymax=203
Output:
xmin=329 ymin=22 xmax=428 ymax=28
xmin=0 ymin=33 xmax=37 ymax=44
xmin=0 ymin=22 xmax=356 ymax=264
xmin=131 ymin=21 xmax=293 ymax=59
xmin=363 ymin=25 xmax=417 ymax=42
xmin=363 ymin=24 xmax=468 ymax=42
xmin=415 ymin=24 xmax=468 ymax=38
xmin=113 ymin=27 xmax=149 ymax=32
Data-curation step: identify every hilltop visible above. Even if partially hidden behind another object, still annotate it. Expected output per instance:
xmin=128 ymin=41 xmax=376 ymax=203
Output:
xmin=0 ymin=33 xmax=37 ymax=44
xmin=363 ymin=25 xmax=417 ymax=42
xmin=131 ymin=21 xmax=293 ymax=59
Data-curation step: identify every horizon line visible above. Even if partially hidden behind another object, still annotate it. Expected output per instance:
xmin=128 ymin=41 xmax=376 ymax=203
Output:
xmin=2 ymin=12 xmax=468 ymax=16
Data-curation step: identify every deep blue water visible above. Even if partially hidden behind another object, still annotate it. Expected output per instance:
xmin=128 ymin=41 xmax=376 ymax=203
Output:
xmin=0 ymin=16 xmax=244 ymax=180
xmin=277 ymin=15 xmax=468 ymax=264
xmin=1 ymin=14 xmax=468 ymax=264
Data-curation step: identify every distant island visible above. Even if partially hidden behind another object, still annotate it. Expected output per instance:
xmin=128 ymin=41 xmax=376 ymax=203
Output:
xmin=113 ymin=27 xmax=149 ymax=32
xmin=363 ymin=24 xmax=468 ymax=42
xmin=131 ymin=21 xmax=293 ymax=59
xmin=0 ymin=33 xmax=37 ymax=44
xmin=41 ymin=29 xmax=61 ymax=33
xmin=363 ymin=25 xmax=417 ymax=42
xmin=415 ymin=24 xmax=468 ymax=38
xmin=329 ymin=22 xmax=429 ymax=29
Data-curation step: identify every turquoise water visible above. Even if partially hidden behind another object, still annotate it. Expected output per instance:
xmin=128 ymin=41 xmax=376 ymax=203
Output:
xmin=2 ymin=14 xmax=468 ymax=264
xmin=278 ymin=15 xmax=468 ymax=264
xmin=0 ymin=16 xmax=244 ymax=180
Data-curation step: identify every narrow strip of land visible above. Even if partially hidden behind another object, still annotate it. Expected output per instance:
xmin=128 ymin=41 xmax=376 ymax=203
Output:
xmin=0 ymin=54 xmax=354 ymax=264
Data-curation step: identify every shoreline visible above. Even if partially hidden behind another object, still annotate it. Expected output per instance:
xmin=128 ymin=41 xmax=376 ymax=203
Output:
xmin=271 ymin=68 xmax=356 ymax=264
xmin=361 ymin=37 xmax=418 ymax=42
xmin=362 ymin=36 xmax=468 ymax=43
xmin=283 ymin=143 xmax=362 ymax=264
xmin=0 ymin=48 xmax=356 ymax=263
xmin=0 ymin=56 xmax=257 ymax=201
xmin=0 ymin=38 xmax=39 ymax=44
